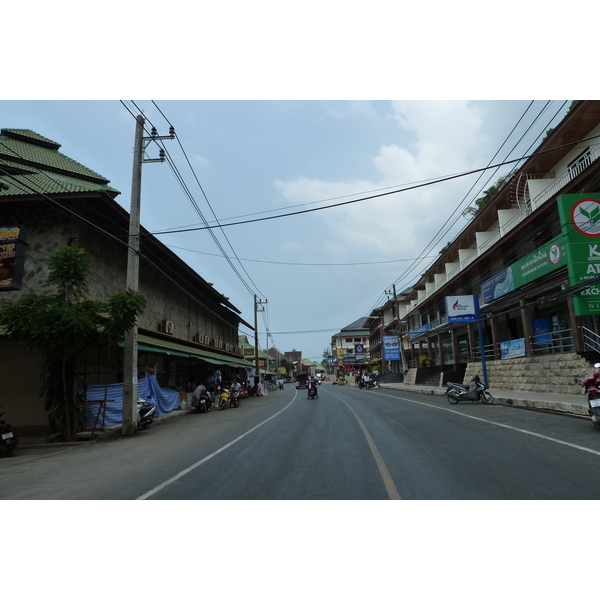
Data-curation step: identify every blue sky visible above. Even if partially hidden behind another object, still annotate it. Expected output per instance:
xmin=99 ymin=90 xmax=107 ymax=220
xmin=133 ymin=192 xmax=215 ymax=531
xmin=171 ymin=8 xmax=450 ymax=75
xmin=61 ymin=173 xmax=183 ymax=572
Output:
xmin=1 ymin=99 xmax=575 ymax=360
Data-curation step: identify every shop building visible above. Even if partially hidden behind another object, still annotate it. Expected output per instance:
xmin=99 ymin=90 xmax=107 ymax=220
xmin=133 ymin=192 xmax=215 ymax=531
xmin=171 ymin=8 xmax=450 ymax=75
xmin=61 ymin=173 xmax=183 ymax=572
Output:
xmin=394 ymin=101 xmax=600 ymax=393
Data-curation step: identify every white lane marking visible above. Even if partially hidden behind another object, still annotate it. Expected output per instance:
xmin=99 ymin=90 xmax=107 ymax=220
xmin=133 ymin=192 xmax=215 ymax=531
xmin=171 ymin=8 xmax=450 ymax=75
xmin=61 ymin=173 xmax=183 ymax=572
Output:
xmin=372 ymin=390 xmax=600 ymax=457
xmin=137 ymin=392 xmax=298 ymax=500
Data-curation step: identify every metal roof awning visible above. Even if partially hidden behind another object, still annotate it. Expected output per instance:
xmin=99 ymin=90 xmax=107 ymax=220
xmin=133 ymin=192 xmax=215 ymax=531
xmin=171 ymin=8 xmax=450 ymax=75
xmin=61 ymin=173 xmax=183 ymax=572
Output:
xmin=120 ymin=335 xmax=255 ymax=367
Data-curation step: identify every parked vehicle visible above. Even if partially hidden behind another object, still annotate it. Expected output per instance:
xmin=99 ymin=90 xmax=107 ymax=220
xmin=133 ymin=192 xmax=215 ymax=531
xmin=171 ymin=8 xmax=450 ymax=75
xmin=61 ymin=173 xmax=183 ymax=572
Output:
xmin=580 ymin=363 xmax=600 ymax=428
xmin=136 ymin=397 xmax=156 ymax=429
xmin=307 ymin=384 xmax=319 ymax=399
xmin=217 ymin=387 xmax=231 ymax=410
xmin=445 ymin=375 xmax=494 ymax=404
xmin=192 ymin=391 xmax=212 ymax=413
xmin=0 ymin=407 xmax=18 ymax=458
xmin=371 ymin=378 xmax=380 ymax=389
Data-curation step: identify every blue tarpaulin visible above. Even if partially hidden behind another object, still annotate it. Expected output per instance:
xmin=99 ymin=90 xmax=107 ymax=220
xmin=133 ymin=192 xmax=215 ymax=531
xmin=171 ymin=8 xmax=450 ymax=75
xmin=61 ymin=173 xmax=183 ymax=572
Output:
xmin=80 ymin=374 xmax=180 ymax=428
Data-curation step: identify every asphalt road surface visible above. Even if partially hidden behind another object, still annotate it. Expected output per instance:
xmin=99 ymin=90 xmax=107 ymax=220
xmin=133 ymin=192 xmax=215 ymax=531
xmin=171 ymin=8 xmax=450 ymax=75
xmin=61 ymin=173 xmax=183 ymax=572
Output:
xmin=3 ymin=382 xmax=600 ymax=500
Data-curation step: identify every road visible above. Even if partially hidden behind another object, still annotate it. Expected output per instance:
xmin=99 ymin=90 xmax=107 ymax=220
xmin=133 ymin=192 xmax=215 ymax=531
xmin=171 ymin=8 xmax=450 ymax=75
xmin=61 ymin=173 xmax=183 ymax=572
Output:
xmin=3 ymin=382 xmax=600 ymax=499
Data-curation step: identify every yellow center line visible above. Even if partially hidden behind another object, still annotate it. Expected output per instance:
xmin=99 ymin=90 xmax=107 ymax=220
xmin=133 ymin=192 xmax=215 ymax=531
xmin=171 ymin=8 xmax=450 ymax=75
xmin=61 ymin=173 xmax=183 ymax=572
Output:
xmin=336 ymin=396 xmax=402 ymax=500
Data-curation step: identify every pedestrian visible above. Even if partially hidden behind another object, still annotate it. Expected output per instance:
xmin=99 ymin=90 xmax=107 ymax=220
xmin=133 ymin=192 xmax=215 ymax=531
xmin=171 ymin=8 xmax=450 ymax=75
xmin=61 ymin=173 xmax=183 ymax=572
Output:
xmin=355 ymin=372 xmax=361 ymax=386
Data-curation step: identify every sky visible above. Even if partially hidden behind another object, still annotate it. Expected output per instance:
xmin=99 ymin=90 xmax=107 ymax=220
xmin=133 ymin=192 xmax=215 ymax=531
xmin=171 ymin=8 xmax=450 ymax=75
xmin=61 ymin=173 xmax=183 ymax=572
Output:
xmin=0 ymin=99 xmax=575 ymax=361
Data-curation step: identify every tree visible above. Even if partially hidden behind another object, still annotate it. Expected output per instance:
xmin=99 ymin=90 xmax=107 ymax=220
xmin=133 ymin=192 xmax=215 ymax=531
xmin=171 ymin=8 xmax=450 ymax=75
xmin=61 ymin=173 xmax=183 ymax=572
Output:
xmin=463 ymin=174 xmax=512 ymax=220
xmin=0 ymin=246 xmax=147 ymax=441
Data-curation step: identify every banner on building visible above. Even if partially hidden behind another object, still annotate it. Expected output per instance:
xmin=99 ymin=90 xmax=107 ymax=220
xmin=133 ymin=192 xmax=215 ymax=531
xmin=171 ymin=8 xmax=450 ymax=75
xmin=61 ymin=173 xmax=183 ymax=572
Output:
xmin=383 ymin=336 xmax=400 ymax=360
xmin=0 ymin=226 xmax=27 ymax=291
xmin=481 ymin=238 xmax=567 ymax=304
xmin=557 ymin=194 xmax=600 ymax=316
xmin=446 ymin=295 xmax=481 ymax=322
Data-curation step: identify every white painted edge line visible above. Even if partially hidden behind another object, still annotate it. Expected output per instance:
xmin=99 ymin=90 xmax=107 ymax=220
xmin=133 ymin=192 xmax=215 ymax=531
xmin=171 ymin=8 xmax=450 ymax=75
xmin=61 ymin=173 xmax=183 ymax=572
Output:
xmin=136 ymin=392 xmax=298 ymax=500
xmin=373 ymin=390 xmax=600 ymax=458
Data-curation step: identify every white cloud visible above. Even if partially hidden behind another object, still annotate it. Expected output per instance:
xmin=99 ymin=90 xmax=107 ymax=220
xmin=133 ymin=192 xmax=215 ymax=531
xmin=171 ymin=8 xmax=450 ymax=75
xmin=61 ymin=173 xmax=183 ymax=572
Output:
xmin=273 ymin=101 xmax=491 ymax=271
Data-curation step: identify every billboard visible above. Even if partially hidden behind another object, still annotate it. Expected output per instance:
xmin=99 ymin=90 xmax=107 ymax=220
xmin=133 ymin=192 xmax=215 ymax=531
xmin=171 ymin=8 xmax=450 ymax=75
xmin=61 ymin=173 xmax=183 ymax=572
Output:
xmin=557 ymin=194 xmax=600 ymax=316
xmin=0 ymin=226 xmax=27 ymax=291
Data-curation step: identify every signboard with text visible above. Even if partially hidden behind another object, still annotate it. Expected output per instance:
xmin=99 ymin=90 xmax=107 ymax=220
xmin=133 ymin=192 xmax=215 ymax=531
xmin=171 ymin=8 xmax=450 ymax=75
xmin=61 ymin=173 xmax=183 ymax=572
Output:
xmin=446 ymin=295 xmax=481 ymax=323
xmin=382 ymin=336 xmax=400 ymax=360
xmin=557 ymin=194 xmax=600 ymax=316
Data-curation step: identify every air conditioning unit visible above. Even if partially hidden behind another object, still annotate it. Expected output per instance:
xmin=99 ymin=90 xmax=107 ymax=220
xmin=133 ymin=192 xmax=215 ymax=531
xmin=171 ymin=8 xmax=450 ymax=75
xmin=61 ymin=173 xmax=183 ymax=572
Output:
xmin=161 ymin=320 xmax=174 ymax=335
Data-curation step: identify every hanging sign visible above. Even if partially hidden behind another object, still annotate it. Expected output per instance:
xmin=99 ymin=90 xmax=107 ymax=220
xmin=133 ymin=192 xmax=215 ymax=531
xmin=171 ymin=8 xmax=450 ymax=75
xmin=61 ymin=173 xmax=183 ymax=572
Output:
xmin=446 ymin=295 xmax=481 ymax=322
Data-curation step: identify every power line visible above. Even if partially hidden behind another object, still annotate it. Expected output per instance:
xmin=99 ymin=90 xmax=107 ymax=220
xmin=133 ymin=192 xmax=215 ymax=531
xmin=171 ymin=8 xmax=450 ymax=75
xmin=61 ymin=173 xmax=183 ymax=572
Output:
xmin=138 ymin=128 xmax=599 ymax=238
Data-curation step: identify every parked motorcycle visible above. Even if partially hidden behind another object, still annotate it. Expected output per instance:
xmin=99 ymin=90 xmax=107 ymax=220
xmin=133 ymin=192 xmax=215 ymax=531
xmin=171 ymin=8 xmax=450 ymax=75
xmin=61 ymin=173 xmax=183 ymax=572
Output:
xmin=217 ymin=387 xmax=231 ymax=410
xmin=307 ymin=385 xmax=319 ymax=399
xmin=0 ymin=407 xmax=18 ymax=458
xmin=446 ymin=375 xmax=494 ymax=404
xmin=371 ymin=379 xmax=380 ymax=389
xmin=580 ymin=363 xmax=600 ymax=428
xmin=136 ymin=396 xmax=156 ymax=429
xmin=192 ymin=391 xmax=212 ymax=413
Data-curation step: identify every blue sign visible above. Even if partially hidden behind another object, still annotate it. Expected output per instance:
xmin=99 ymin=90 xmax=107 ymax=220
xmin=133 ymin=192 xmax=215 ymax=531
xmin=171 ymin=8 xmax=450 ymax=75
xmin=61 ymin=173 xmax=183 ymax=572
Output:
xmin=355 ymin=343 xmax=365 ymax=361
xmin=383 ymin=336 xmax=400 ymax=360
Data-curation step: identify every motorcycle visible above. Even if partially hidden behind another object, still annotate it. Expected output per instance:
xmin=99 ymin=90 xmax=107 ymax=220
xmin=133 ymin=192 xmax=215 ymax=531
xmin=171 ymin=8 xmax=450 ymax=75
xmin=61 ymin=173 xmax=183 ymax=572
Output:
xmin=136 ymin=396 xmax=156 ymax=429
xmin=0 ymin=407 xmax=18 ymax=458
xmin=580 ymin=363 xmax=600 ymax=428
xmin=217 ymin=387 xmax=231 ymax=410
xmin=307 ymin=385 xmax=319 ymax=399
xmin=445 ymin=374 xmax=494 ymax=404
xmin=192 ymin=391 xmax=212 ymax=413
xmin=371 ymin=379 xmax=380 ymax=389
xmin=230 ymin=386 xmax=241 ymax=408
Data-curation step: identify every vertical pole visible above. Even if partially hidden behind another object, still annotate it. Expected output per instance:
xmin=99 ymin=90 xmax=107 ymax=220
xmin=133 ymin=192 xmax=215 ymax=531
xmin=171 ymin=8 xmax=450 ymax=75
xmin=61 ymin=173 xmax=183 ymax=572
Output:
xmin=122 ymin=114 xmax=144 ymax=435
xmin=476 ymin=296 xmax=489 ymax=388
xmin=254 ymin=295 xmax=260 ymax=386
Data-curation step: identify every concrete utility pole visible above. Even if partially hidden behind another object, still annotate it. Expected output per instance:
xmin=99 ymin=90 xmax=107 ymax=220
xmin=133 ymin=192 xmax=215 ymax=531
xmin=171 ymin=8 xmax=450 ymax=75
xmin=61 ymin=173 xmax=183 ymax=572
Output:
xmin=122 ymin=115 xmax=174 ymax=436
xmin=254 ymin=297 xmax=267 ymax=385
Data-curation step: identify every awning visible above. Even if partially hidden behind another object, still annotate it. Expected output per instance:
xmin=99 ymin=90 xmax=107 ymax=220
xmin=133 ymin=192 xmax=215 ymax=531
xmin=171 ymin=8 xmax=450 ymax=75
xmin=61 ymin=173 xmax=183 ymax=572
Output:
xmin=120 ymin=334 xmax=255 ymax=367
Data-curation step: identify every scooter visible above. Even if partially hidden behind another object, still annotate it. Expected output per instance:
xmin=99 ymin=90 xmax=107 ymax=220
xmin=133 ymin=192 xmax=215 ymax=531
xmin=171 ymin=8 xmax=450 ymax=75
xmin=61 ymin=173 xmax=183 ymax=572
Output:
xmin=580 ymin=363 xmax=600 ymax=428
xmin=446 ymin=374 xmax=494 ymax=404
xmin=136 ymin=396 xmax=156 ymax=429
xmin=307 ymin=385 xmax=319 ymax=399
xmin=217 ymin=387 xmax=231 ymax=410
xmin=0 ymin=408 xmax=18 ymax=458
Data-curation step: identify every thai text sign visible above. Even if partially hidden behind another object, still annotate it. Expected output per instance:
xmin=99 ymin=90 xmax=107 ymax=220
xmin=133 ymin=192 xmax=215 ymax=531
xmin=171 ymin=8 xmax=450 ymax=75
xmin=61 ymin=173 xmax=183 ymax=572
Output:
xmin=481 ymin=237 xmax=567 ymax=304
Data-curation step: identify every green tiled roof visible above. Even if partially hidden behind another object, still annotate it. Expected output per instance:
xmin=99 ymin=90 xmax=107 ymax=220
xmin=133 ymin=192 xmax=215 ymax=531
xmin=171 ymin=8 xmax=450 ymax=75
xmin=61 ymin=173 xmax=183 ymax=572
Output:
xmin=0 ymin=171 xmax=119 ymax=197
xmin=0 ymin=128 xmax=114 ymax=188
